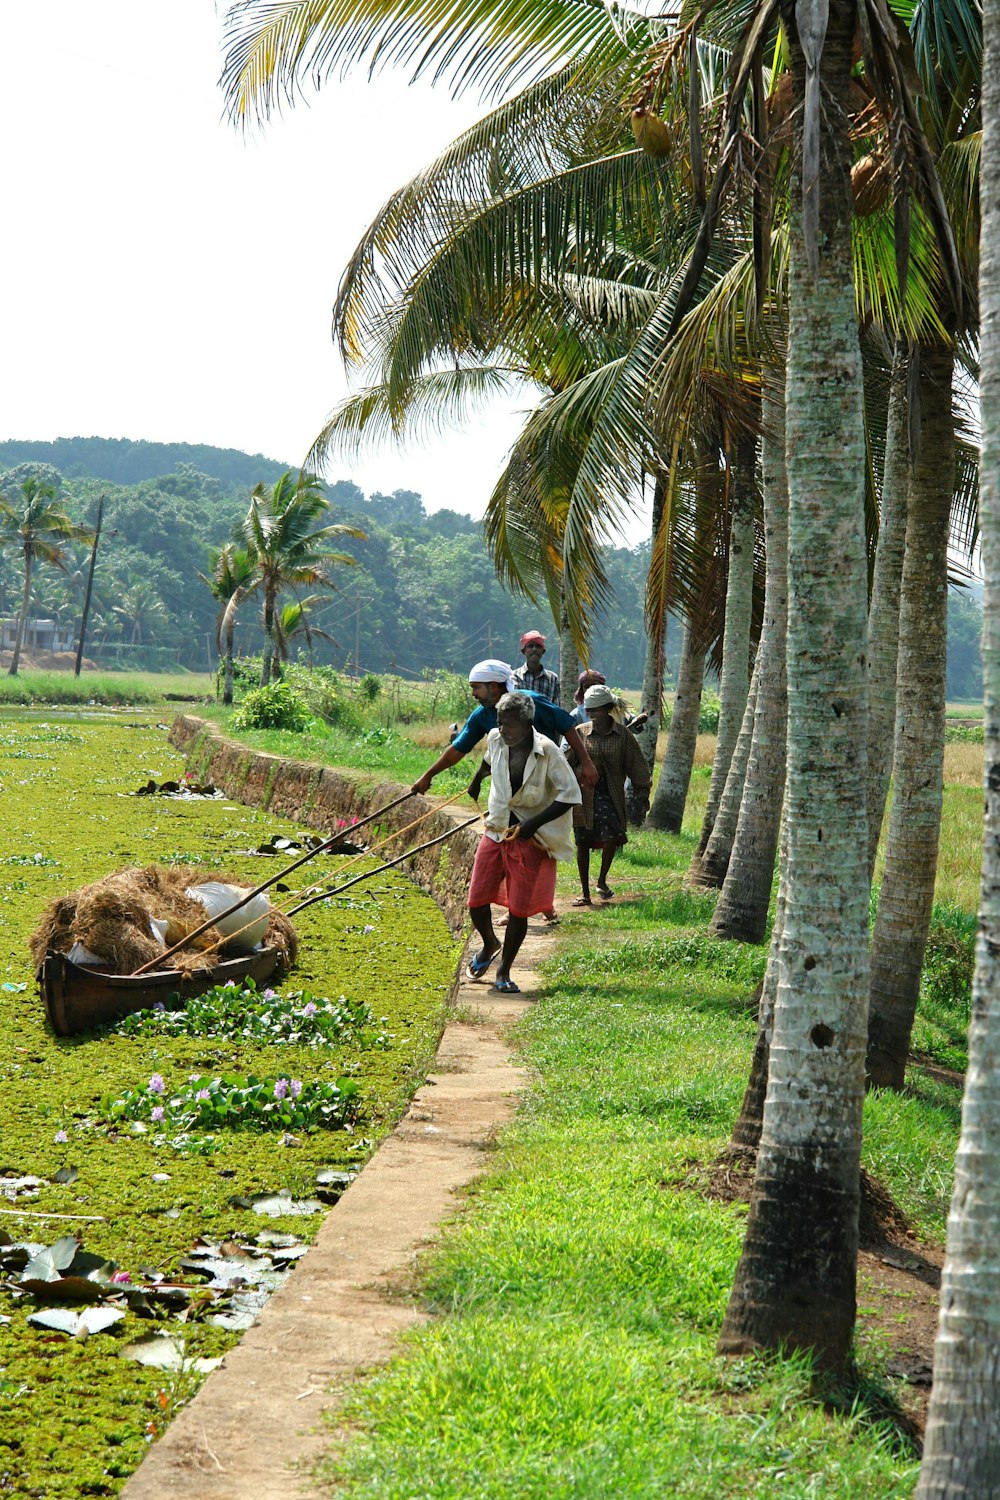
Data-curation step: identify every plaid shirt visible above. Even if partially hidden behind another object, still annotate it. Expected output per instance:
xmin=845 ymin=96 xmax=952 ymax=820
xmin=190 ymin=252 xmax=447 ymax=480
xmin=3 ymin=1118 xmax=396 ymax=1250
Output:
xmin=566 ymin=721 xmax=651 ymax=830
xmin=511 ymin=663 xmax=561 ymax=705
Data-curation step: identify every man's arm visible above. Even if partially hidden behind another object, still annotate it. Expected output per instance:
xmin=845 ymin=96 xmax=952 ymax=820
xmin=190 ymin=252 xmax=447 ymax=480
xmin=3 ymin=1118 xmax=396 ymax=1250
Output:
xmin=466 ymin=757 xmax=490 ymax=801
xmin=514 ymin=799 xmax=575 ymax=839
xmin=411 ymin=743 xmax=465 ymax=795
xmin=564 ymin=724 xmax=599 ymax=789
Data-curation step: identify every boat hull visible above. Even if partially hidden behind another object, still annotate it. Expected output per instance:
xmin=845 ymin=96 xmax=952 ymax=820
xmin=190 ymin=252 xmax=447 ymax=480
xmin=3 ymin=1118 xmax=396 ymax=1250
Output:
xmin=39 ymin=946 xmax=284 ymax=1037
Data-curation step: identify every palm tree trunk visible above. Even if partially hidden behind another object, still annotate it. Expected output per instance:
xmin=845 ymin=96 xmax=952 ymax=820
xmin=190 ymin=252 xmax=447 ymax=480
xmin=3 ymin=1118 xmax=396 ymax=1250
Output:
xmin=260 ymin=591 xmax=275 ymax=687
xmin=710 ymin=366 xmax=790 ymax=940
xmin=693 ymin=654 xmax=760 ymax=887
xmin=718 ymin=0 xmax=869 ymax=1374
xmin=690 ymin=433 xmax=755 ymax=868
xmin=727 ymin=810 xmax=788 ymax=1154
xmin=557 ymin=591 xmax=578 ymax=708
xmin=645 ymin=620 xmax=705 ymax=832
xmin=627 ymin=477 xmax=668 ymax=824
xmin=866 ymin=340 xmax=910 ymax=876
xmin=9 ymin=549 xmax=33 ymax=677
xmin=224 ymin=619 xmax=236 ymax=705
xmin=866 ymin=341 xmax=954 ymax=1089
xmin=915 ymin=18 xmax=1000 ymax=1475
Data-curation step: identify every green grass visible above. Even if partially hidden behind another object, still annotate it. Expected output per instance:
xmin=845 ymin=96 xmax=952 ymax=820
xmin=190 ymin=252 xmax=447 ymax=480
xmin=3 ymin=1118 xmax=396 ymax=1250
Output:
xmin=0 ymin=669 xmax=215 ymax=707
xmin=0 ymin=714 xmax=459 ymax=1498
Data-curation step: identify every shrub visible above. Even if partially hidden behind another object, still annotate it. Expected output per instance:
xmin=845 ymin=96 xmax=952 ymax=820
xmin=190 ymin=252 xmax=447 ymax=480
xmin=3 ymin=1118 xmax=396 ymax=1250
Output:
xmin=359 ymin=673 xmax=382 ymax=702
xmin=944 ymin=722 xmax=983 ymax=744
xmin=285 ymin=664 xmax=365 ymax=733
xmin=231 ymin=681 xmax=312 ymax=732
xmin=697 ymin=691 xmax=722 ymax=734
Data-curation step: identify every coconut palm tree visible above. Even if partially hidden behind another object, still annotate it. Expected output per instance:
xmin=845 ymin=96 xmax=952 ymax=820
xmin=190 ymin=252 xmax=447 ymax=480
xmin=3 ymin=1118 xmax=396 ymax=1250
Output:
xmin=202 ymin=543 xmax=256 ymax=704
xmin=0 ymin=477 xmax=92 ymax=676
xmin=915 ymin=2 xmax=999 ymax=1480
xmin=863 ymin=0 xmax=982 ymax=1089
xmin=112 ymin=578 xmax=169 ymax=647
xmin=234 ymin=470 xmax=363 ymax=687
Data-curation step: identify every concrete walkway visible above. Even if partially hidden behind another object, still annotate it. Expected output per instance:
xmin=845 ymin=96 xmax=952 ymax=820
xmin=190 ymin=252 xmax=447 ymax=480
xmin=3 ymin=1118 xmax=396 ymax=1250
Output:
xmin=121 ymin=925 xmax=552 ymax=1500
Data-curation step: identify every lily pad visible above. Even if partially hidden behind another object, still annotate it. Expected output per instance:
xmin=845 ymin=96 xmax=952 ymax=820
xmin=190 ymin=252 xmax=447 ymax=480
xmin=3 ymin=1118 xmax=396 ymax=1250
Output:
xmin=120 ymin=1333 xmax=223 ymax=1372
xmin=232 ymin=1192 xmax=325 ymax=1217
xmin=27 ymin=1305 xmax=125 ymax=1337
xmin=20 ymin=1275 xmax=109 ymax=1306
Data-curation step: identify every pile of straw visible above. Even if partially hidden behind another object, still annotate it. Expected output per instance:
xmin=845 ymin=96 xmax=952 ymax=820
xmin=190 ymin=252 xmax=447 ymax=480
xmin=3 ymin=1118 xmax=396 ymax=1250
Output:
xmin=29 ymin=864 xmax=298 ymax=975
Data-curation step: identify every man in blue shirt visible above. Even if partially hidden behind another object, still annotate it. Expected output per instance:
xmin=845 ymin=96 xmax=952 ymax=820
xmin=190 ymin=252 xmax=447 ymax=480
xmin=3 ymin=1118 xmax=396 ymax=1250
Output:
xmin=411 ymin=659 xmax=598 ymax=796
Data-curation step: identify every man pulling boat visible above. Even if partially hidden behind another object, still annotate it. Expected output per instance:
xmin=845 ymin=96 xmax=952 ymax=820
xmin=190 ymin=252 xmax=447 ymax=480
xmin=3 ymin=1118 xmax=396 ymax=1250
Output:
xmin=410 ymin=660 xmax=599 ymax=796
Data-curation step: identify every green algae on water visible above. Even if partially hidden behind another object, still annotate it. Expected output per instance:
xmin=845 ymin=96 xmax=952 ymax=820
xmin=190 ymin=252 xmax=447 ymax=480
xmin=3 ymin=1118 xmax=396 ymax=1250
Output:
xmin=0 ymin=715 xmax=459 ymax=1499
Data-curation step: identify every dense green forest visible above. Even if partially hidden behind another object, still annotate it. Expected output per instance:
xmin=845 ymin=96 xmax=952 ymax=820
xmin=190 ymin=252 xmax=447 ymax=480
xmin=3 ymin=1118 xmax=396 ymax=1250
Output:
xmin=0 ymin=440 xmax=982 ymax=697
xmin=0 ymin=442 xmax=677 ymax=685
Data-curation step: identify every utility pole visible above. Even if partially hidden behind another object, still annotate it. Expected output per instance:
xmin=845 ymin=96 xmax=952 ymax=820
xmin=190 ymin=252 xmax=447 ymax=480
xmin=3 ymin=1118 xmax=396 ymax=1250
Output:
xmin=74 ymin=494 xmax=104 ymax=678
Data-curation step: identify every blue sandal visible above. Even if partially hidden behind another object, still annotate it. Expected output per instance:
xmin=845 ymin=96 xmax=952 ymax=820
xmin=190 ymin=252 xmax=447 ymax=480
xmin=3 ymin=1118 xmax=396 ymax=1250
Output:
xmin=466 ymin=949 xmax=499 ymax=981
xmin=491 ymin=977 xmax=521 ymax=994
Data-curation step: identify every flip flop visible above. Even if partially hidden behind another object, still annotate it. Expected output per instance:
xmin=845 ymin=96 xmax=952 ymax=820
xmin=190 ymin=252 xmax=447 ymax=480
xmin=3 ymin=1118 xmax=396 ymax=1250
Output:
xmin=571 ymin=896 xmax=593 ymax=907
xmin=597 ymin=887 xmax=615 ymax=901
xmin=466 ymin=949 xmax=500 ymax=981
xmin=491 ymin=977 xmax=521 ymax=994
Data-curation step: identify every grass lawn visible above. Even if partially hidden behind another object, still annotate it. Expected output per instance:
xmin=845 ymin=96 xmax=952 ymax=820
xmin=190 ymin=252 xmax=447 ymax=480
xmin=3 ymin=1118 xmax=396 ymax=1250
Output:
xmin=309 ymin=760 xmax=972 ymax=1500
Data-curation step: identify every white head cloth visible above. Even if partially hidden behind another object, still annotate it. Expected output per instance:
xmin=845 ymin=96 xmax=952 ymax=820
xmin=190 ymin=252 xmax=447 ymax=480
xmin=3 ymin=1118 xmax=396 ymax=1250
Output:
xmin=469 ymin=659 xmax=517 ymax=691
xmin=584 ymin=683 xmax=628 ymax=723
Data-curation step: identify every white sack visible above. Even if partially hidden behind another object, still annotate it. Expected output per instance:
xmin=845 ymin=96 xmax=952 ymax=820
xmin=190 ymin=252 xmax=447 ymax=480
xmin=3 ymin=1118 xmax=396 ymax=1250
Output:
xmin=186 ymin=882 xmax=270 ymax=954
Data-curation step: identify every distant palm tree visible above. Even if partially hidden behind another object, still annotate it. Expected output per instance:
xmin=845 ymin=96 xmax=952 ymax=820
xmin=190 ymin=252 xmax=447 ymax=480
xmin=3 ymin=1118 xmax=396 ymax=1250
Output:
xmin=234 ymin=470 xmax=363 ymax=687
xmin=0 ymin=477 xmax=92 ymax=676
xmin=271 ymin=594 xmax=335 ymax=675
xmin=112 ymin=578 xmax=168 ymax=646
xmin=201 ymin=543 xmax=255 ymax=704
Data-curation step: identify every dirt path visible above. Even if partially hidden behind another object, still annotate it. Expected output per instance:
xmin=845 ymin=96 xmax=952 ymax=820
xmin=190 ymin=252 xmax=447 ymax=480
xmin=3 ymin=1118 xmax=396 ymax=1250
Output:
xmin=120 ymin=925 xmax=550 ymax=1500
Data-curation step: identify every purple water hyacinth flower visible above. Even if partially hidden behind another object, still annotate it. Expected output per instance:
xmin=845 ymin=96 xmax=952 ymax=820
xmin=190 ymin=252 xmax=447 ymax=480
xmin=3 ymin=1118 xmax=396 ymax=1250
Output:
xmin=53 ymin=1130 xmax=68 ymax=1144
xmin=151 ymin=1105 xmax=165 ymax=1123
xmin=290 ymin=1079 xmax=303 ymax=1099
xmin=273 ymin=1079 xmax=289 ymax=1101
xmin=362 ymin=924 xmax=376 ymax=934
xmin=195 ymin=1088 xmax=211 ymax=1102
xmin=262 ymin=988 xmax=277 ymax=1001
xmin=148 ymin=1074 xmax=166 ymax=1095
xmin=302 ymin=1001 xmax=318 ymax=1018
xmin=111 ymin=1270 xmax=132 ymax=1284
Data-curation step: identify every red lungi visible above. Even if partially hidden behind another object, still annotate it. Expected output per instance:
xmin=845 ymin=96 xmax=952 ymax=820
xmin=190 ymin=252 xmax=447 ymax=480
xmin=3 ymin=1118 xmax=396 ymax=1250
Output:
xmin=467 ymin=833 xmax=557 ymax=918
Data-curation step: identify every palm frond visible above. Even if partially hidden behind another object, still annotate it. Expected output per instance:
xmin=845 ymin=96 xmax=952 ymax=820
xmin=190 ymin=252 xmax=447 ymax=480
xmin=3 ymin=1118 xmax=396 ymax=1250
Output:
xmin=221 ymin=0 xmax=647 ymax=121
xmin=308 ymin=364 xmax=523 ymax=470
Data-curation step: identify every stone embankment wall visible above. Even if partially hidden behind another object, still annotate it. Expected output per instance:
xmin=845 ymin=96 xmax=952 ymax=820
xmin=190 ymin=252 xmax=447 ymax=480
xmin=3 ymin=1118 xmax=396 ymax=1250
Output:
xmin=168 ymin=716 xmax=479 ymax=933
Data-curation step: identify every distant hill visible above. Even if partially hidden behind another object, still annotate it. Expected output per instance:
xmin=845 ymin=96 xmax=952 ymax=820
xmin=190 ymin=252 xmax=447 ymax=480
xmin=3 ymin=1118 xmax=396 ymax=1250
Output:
xmin=0 ymin=436 xmax=291 ymax=488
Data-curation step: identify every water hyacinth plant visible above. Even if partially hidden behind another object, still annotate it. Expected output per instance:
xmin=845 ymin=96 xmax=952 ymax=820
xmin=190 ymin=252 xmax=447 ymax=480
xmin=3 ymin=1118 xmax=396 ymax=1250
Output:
xmin=109 ymin=978 xmax=391 ymax=1048
xmin=103 ymin=1071 xmax=360 ymax=1135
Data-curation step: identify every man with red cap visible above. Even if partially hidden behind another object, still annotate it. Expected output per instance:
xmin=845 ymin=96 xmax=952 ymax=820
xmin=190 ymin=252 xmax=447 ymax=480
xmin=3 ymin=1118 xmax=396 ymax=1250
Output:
xmin=512 ymin=630 xmax=560 ymax=705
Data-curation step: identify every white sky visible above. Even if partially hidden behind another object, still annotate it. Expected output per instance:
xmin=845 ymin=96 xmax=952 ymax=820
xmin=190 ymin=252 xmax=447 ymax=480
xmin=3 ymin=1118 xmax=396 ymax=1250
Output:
xmin=0 ymin=1 xmax=546 ymax=523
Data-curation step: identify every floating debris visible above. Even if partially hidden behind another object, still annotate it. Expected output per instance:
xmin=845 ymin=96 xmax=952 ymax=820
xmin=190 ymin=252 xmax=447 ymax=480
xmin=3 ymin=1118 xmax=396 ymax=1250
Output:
xmin=131 ymin=779 xmax=225 ymax=799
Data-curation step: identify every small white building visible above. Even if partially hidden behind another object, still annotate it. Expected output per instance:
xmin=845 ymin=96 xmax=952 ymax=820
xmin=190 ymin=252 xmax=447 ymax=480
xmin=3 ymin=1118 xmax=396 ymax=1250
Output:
xmin=1 ymin=618 xmax=76 ymax=653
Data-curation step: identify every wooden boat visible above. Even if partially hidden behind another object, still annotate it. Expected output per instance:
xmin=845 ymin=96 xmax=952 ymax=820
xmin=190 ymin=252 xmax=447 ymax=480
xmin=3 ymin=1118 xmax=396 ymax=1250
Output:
xmin=38 ymin=945 xmax=284 ymax=1038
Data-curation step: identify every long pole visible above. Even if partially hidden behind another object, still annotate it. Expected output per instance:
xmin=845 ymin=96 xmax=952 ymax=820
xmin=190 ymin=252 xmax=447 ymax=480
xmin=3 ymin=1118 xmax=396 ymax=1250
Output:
xmin=287 ymin=814 xmax=481 ymax=916
xmin=130 ymin=789 xmax=416 ymax=975
xmin=75 ymin=495 xmax=104 ymax=678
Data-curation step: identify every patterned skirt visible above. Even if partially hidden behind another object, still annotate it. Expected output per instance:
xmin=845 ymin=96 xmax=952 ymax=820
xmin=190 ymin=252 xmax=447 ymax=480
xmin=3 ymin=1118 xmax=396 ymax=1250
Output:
xmin=575 ymin=776 xmax=627 ymax=851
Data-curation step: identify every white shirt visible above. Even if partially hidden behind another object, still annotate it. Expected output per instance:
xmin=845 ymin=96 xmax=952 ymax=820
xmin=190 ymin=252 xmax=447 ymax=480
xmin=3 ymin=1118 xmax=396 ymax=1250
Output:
xmin=482 ymin=727 xmax=582 ymax=861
